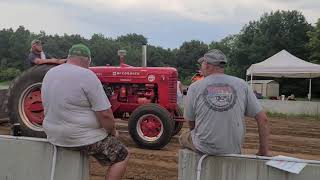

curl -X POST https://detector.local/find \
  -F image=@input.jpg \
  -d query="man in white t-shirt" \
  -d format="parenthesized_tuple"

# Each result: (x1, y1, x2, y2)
(42, 44, 129, 180)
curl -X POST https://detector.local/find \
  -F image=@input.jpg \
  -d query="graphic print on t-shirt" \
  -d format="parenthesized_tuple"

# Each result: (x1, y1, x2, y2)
(202, 83, 237, 112)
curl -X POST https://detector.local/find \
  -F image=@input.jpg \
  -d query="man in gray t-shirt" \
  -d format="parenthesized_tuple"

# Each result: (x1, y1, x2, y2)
(180, 49, 270, 156)
(42, 44, 129, 180)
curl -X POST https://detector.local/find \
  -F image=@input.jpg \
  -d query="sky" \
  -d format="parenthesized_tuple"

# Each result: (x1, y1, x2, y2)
(0, 0, 319, 48)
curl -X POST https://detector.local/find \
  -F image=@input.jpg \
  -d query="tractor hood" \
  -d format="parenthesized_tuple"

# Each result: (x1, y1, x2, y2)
(90, 65, 177, 76)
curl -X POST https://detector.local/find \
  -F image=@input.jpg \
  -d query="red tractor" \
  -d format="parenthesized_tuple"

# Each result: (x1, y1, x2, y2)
(7, 51, 184, 149)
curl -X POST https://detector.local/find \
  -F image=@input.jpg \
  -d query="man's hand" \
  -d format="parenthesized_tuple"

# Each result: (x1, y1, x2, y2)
(57, 59, 67, 64)
(256, 149, 272, 156)
(111, 129, 119, 138)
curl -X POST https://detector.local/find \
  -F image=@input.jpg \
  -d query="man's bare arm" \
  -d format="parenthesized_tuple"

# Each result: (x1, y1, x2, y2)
(95, 108, 117, 136)
(255, 111, 271, 156)
(33, 58, 66, 65)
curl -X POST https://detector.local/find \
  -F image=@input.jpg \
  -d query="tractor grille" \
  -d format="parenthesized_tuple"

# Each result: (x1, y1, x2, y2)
(168, 73, 177, 103)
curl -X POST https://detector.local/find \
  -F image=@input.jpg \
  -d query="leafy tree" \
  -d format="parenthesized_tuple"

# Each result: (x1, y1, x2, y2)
(43, 33, 88, 59)
(90, 34, 119, 66)
(209, 35, 237, 55)
(0, 28, 14, 61)
(307, 18, 320, 64)
(116, 33, 147, 46)
(0, 68, 21, 81)
(175, 40, 208, 82)
(229, 10, 313, 78)
(147, 46, 175, 67)
(8, 26, 31, 69)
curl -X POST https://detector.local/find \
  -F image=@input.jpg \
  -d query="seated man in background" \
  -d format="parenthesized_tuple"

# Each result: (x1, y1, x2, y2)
(180, 49, 270, 156)
(287, 94, 296, 101)
(41, 44, 129, 180)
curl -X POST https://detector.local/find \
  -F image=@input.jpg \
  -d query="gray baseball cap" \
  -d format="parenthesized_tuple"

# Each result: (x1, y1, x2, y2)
(197, 57, 205, 63)
(198, 49, 227, 64)
(31, 39, 42, 46)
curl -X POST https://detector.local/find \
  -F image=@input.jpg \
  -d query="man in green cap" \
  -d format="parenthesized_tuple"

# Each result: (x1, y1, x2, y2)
(41, 44, 129, 180)
(26, 39, 66, 67)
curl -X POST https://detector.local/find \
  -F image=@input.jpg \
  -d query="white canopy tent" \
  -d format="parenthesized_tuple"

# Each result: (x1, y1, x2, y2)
(246, 50, 320, 100)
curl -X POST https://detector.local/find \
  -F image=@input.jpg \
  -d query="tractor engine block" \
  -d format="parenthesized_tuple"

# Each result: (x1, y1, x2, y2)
(104, 83, 156, 104)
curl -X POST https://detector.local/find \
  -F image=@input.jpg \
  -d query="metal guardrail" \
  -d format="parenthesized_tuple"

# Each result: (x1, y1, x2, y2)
(179, 149, 320, 180)
(0, 135, 89, 180)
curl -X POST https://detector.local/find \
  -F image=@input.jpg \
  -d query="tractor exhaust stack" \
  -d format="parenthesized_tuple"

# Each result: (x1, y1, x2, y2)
(142, 44, 147, 67)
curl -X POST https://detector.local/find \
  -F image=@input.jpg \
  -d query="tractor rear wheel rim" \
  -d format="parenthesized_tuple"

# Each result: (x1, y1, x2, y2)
(18, 83, 44, 131)
(137, 114, 163, 142)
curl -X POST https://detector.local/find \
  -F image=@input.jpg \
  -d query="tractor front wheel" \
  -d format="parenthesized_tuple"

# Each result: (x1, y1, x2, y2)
(128, 104, 174, 149)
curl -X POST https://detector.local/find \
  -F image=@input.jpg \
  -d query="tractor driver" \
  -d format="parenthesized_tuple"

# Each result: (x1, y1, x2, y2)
(26, 39, 66, 68)
(41, 44, 129, 180)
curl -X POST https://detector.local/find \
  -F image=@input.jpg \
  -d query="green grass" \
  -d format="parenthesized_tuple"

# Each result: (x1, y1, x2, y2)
(295, 97, 320, 102)
(0, 81, 10, 90)
(266, 111, 320, 121)
(262, 97, 320, 102)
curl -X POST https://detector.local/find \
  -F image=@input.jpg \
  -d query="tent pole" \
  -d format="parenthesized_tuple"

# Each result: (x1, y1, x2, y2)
(308, 78, 312, 101)
(250, 73, 253, 88)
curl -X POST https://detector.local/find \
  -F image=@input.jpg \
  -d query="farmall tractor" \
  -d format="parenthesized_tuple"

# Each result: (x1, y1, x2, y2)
(7, 50, 184, 149)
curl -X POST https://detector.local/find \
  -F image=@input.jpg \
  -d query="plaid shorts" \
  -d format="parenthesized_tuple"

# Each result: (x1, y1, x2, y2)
(70, 134, 128, 166)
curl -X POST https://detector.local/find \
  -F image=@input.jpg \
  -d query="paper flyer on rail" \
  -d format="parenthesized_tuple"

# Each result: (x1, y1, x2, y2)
(266, 155, 307, 174)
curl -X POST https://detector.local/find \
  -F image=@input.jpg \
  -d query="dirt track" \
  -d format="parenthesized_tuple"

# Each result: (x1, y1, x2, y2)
(1, 116, 320, 180)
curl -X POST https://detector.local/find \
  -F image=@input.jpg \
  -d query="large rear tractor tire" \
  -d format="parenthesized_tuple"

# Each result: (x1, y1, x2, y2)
(8, 64, 56, 137)
(128, 103, 174, 149)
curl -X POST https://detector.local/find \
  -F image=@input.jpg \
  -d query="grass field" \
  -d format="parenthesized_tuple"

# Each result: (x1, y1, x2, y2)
(266, 111, 320, 121)
(0, 81, 10, 90)
(295, 97, 320, 102)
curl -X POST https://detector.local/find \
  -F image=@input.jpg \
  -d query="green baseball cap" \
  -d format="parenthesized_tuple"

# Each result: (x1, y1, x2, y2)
(68, 44, 91, 58)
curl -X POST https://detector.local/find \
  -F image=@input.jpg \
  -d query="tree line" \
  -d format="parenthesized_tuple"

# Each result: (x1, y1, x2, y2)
(0, 10, 319, 97)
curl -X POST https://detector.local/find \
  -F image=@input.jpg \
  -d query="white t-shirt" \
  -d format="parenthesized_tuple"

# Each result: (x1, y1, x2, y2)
(42, 63, 111, 147)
